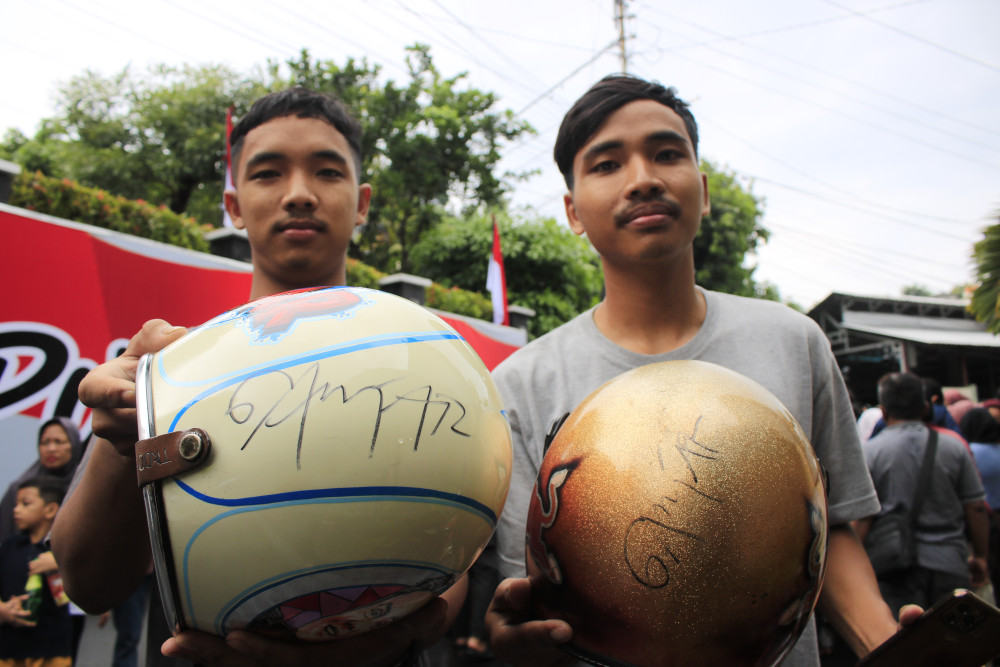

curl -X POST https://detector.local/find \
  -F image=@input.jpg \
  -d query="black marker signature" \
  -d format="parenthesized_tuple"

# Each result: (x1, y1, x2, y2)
(624, 414, 721, 588)
(225, 362, 470, 468)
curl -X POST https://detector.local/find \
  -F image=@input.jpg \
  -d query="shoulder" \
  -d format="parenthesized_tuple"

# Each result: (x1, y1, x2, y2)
(704, 290, 821, 332)
(493, 310, 592, 386)
(701, 290, 830, 359)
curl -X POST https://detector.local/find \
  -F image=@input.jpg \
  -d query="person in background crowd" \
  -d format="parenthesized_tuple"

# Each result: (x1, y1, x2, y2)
(962, 407, 1000, 590)
(0, 477, 72, 667)
(0, 418, 82, 542)
(980, 398, 1000, 423)
(856, 373, 989, 616)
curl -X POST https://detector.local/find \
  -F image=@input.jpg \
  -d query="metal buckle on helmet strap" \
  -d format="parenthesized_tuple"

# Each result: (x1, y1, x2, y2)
(135, 428, 212, 486)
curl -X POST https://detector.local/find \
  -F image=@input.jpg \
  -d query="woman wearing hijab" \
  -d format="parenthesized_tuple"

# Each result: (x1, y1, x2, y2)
(0, 417, 83, 540)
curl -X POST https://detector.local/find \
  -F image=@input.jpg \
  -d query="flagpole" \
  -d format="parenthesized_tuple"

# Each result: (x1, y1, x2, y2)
(486, 215, 509, 326)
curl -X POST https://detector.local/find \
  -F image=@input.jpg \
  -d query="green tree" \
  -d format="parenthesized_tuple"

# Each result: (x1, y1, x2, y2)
(902, 284, 934, 297)
(3, 64, 269, 223)
(5, 47, 532, 274)
(410, 211, 602, 338)
(970, 215, 1000, 334)
(695, 161, 776, 300)
(284, 46, 533, 273)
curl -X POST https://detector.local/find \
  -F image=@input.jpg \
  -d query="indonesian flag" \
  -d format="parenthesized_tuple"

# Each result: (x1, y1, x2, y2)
(486, 218, 509, 326)
(221, 106, 236, 228)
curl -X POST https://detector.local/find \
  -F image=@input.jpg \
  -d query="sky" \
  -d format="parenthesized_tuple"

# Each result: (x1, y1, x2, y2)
(3, 0, 999, 310)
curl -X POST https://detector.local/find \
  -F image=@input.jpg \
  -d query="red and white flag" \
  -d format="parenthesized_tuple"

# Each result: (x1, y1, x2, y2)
(486, 218, 509, 326)
(221, 106, 236, 228)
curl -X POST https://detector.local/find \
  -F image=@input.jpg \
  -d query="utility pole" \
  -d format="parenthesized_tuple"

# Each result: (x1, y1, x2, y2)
(614, 0, 631, 73)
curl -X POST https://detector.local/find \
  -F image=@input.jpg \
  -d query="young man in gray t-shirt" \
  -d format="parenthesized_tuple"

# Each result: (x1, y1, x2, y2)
(485, 74, 916, 667)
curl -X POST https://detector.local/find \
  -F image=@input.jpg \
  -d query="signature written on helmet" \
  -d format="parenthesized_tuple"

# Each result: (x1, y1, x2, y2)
(623, 415, 719, 588)
(224, 361, 472, 469)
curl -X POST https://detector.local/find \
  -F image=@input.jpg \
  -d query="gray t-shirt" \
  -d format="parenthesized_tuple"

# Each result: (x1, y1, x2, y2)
(492, 288, 880, 667)
(863, 422, 985, 575)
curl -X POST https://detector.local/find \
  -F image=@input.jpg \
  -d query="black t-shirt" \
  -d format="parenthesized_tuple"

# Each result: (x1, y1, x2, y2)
(0, 534, 72, 658)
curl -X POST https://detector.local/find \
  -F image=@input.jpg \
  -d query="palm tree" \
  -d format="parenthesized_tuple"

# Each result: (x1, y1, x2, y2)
(971, 212, 1000, 334)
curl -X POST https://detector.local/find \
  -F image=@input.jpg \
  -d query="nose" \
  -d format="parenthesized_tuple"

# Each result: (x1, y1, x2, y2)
(625, 156, 664, 200)
(282, 170, 318, 211)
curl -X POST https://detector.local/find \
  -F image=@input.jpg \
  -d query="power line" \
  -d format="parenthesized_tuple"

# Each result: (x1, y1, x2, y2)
(743, 173, 976, 242)
(634, 0, 999, 138)
(701, 113, 988, 227)
(636, 47, 1000, 172)
(821, 0, 1000, 74)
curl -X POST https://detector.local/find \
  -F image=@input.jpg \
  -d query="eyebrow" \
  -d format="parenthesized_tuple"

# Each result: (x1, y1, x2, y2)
(244, 149, 351, 173)
(581, 130, 691, 163)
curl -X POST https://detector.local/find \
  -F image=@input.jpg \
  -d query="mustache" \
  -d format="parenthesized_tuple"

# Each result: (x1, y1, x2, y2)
(614, 198, 681, 227)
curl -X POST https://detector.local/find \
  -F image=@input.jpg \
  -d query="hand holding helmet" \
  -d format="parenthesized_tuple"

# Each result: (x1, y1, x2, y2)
(78, 319, 188, 457)
(136, 287, 512, 642)
(521, 360, 828, 667)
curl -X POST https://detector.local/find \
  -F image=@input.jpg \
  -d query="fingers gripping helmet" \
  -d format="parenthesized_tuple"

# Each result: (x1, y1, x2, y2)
(525, 360, 827, 667)
(135, 287, 511, 640)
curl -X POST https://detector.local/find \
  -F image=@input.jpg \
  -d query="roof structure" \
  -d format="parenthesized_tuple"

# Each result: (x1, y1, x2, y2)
(808, 292, 1000, 403)
(810, 292, 998, 349)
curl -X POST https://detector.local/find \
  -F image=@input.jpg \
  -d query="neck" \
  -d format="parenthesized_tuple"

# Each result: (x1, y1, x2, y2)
(249, 269, 347, 301)
(28, 522, 52, 544)
(885, 417, 923, 427)
(595, 254, 705, 355)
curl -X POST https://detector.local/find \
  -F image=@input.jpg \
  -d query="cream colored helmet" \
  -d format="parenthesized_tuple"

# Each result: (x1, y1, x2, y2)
(136, 286, 511, 640)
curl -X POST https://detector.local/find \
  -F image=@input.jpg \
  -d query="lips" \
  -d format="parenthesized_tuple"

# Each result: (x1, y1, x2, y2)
(615, 200, 681, 229)
(276, 218, 325, 233)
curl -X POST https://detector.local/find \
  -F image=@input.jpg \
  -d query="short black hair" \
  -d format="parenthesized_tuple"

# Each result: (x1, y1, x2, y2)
(960, 407, 1000, 444)
(230, 87, 363, 182)
(921, 376, 944, 404)
(554, 74, 699, 190)
(18, 476, 67, 507)
(877, 372, 926, 421)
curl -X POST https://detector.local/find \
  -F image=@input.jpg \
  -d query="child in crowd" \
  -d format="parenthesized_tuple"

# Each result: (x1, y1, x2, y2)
(0, 477, 72, 667)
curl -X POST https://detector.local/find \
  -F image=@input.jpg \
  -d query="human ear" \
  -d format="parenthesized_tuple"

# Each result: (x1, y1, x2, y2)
(356, 183, 373, 226)
(564, 193, 586, 236)
(224, 191, 246, 230)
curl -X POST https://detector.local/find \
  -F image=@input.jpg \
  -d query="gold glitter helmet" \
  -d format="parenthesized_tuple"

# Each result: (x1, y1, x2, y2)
(135, 286, 511, 640)
(525, 360, 827, 667)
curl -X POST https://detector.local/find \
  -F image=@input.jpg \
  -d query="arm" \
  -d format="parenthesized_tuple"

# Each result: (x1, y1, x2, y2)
(851, 516, 872, 544)
(27, 551, 58, 576)
(964, 500, 990, 587)
(816, 524, 898, 657)
(50, 319, 187, 612)
(50, 437, 151, 611)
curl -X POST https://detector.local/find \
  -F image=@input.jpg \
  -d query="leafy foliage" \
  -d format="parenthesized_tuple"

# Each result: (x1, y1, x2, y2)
(3, 65, 269, 224)
(10, 170, 208, 251)
(3, 48, 532, 277)
(695, 161, 775, 300)
(902, 284, 934, 297)
(285, 46, 533, 273)
(410, 211, 602, 338)
(970, 217, 1000, 334)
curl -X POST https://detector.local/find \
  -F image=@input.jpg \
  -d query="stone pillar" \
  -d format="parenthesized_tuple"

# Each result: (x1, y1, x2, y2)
(508, 305, 536, 332)
(204, 227, 252, 263)
(0, 159, 22, 205)
(379, 273, 432, 305)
